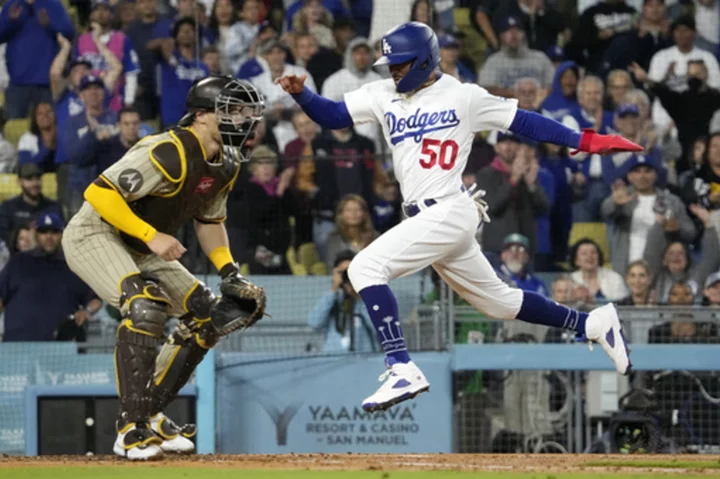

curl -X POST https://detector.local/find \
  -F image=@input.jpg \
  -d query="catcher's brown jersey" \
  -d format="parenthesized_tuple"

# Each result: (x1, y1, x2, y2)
(63, 128, 237, 311)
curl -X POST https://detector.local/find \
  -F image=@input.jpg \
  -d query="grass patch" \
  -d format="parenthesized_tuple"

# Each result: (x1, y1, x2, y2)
(585, 459, 720, 470)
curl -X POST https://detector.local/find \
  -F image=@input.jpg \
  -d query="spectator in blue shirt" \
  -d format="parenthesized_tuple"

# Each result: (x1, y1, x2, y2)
(495, 233, 549, 297)
(62, 74, 117, 217)
(438, 34, 476, 84)
(0, 163, 63, 243)
(0, 0, 75, 118)
(18, 102, 56, 172)
(126, 0, 173, 120)
(75, 106, 140, 174)
(308, 250, 379, 354)
(0, 213, 101, 342)
(159, 17, 209, 128)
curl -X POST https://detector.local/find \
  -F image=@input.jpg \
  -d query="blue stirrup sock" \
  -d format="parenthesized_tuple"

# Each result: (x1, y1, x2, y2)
(516, 291, 588, 335)
(358, 284, 411, 364)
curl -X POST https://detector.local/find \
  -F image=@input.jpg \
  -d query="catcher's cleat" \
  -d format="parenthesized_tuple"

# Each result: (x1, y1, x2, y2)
(113, 422, 163, 460)
(583, 303, 632, 375)
(362, 358, 430, 412)
(150, 413, 195, 454)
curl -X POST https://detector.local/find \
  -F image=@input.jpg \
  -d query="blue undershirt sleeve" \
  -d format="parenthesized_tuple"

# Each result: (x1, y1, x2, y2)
(509, 109, 582, 149)
(291, 87, 354, 130)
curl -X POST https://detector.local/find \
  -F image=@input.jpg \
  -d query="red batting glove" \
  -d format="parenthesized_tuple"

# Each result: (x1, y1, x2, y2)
(571, 128, 644, 156)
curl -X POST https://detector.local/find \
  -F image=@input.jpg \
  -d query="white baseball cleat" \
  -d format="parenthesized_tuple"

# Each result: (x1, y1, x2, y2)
(585, 303, 632, 375)
(362, 359, 430, 412)
(150, 413, 195, 454)
(113, 423, 164, 460)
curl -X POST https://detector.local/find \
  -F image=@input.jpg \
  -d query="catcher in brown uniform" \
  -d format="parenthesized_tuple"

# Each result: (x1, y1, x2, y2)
(62, 76, 267, 460)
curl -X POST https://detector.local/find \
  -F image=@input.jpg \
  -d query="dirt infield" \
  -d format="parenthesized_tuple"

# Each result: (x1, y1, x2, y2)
(1, 454, 720, 474)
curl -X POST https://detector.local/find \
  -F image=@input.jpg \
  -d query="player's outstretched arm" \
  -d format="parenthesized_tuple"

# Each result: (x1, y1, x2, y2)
(508, 109, 643, 155)
(276, 74, 354, 130)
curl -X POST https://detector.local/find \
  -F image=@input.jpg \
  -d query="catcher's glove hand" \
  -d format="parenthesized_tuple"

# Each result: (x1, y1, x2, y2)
(210, 263, 267, 335)
(472, 188, 491, 224)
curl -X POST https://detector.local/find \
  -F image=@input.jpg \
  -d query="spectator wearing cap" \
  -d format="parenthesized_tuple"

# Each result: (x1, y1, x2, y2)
(125, 0, 173, 120)
(540, 60, 579, 121)
(0, 163, 62, 243)
(567, 0, 636, 74)
(545, 45, 566, 68)
(243, 146, 294, 274)
(470, 0, 568, 53)
(603, 154, 695, 276)
(74, 106, 140, 175)
(478, 16, 554, 99)
(306, 17, 355, 92)
(18, 102, 55, 173)
(308, 249, 378, 354)
(322, 37, 383, 150)
(0, 0, 75, 118)
(50, 32, 120, 205)
(476, 132, 549, 258)
(62, 74, 118, 217)
(496, 233, 549, 296)
(158, 17, 209, 128)
(644, 15, 720, 138)
(632, 59, 720, 171)
(251, 38, 316, 151)
(0, 213, 101, 342)
(223, 0, 262, 75)
(561, 75, 615, 222)
(438, 34, 476, 84)
(611, 103, 665, 174)
(74, 0, 140, 113)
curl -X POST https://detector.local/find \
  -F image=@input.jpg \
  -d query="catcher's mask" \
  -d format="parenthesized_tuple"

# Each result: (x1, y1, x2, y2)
(178, 76, 265, 160)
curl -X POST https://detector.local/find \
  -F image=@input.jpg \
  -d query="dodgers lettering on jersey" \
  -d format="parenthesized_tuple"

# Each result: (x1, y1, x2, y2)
(344, 74, 518, 203)
(385, 108, 460, 145)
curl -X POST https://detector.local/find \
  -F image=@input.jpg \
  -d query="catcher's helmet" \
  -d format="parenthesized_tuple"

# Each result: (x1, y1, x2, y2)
(374, 22, 440, 93)
(178, 76, 265, 153)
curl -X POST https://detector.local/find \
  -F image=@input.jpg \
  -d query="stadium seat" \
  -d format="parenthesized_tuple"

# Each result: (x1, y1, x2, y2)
(568, 222, 610, 266)
(0, 173, 57, 201)
(298, 242, 326, 275)
(5, 118, 29, 147)
(286, 246, 308, 276)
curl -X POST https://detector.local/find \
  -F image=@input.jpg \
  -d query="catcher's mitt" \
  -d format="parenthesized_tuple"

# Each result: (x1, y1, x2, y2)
(210, 263, 267, 335)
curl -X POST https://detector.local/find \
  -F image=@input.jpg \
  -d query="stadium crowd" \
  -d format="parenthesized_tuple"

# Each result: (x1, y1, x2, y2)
(0, 0, 719, 344)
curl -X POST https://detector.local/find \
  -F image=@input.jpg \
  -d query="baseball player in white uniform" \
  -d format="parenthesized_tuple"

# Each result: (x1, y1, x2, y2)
(277, 22, 643, 412)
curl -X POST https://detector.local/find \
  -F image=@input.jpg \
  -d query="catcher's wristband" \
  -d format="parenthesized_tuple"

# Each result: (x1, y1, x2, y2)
(219, 262, 241, 280)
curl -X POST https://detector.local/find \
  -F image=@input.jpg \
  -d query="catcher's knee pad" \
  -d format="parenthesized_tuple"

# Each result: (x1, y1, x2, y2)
(183, 281, 217, 321)
(150, 316, 218, 415)
(116, 321, 165, 423)
(120, 272, 171, 336)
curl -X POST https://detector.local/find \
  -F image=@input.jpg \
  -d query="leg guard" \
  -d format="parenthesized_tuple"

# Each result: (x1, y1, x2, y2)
(115, 273, 171, 424)
(150, 282, 219, 417)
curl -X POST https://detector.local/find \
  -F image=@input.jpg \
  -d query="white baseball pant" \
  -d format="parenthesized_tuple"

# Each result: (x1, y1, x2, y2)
(347, 192, 524, 320)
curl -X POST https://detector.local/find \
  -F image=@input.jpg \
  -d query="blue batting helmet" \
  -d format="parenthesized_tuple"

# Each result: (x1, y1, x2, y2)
(374, 22, 440, 93)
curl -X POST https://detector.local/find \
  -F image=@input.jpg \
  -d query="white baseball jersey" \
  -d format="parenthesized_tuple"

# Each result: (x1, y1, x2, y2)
(344, 74, 518, 203)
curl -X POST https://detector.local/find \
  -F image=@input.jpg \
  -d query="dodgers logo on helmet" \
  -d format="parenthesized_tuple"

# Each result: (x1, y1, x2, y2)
(375, 22, 440, 93)
(385, 108, 459, 145)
